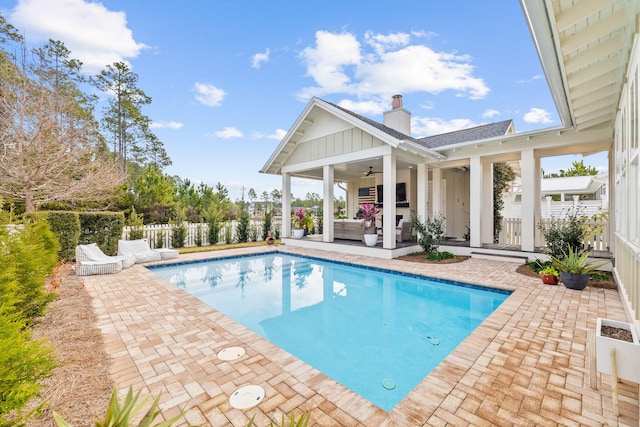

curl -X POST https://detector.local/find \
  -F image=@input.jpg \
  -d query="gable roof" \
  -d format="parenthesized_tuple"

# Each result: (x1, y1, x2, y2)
(417, 120, 514, 149)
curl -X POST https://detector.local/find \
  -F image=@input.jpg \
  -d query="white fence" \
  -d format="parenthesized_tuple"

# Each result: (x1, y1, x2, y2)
(499, 217, 609, 251)
(122, 220, 282, 248)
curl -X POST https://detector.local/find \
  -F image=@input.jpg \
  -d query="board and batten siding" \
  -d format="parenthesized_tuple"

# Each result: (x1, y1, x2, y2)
(288, 128, 385, 164)
(613, 34, 640, 327)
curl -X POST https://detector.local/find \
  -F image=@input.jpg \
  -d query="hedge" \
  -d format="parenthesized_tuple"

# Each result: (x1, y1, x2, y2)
(78, 212, 125, 256)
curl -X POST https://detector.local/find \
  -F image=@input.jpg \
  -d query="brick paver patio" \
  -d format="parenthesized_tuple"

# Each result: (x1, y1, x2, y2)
(84, 245, 638, 426)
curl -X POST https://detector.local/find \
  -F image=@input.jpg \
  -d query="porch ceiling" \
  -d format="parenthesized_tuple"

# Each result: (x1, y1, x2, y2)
(527, 0, 640, 131)
(289, 157, 416, 182)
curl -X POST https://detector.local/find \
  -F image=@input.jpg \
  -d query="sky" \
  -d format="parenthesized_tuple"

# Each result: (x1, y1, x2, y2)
(2, 0, 608, 202)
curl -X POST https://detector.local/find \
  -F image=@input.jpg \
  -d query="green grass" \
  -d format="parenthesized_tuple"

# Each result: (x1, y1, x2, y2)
(177, 240, 281, 254)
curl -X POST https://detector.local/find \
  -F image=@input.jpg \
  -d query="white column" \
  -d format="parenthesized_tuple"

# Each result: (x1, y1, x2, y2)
(533, 156, 542, 247)
(282, 173, 292, 238)
(470, 156, 482, 247)
(481, 162, 493, 244)
(382, 154, 397, 249)
(323, 165, 334, 242)
(521, 149, 536, 252)
(417, 163, 429, 221)
(432, 167, 442, 216)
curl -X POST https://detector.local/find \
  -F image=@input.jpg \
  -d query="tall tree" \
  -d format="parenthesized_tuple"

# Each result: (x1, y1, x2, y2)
(0, 35, 122, 212)
(93, 61, 170, 174)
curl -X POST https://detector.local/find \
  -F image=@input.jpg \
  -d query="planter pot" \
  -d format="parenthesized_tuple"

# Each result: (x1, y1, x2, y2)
(596, 318, 640, 382)
(540, 274, 558, 285)
(363, 233, 378, 247)
(292, 228, 304, 239)
(559, 272, 589, 290)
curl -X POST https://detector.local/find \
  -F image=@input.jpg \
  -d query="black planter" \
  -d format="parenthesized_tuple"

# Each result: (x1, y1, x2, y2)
(559, 272, 590, 290)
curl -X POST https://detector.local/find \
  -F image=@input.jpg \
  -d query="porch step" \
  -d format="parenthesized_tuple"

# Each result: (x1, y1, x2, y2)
(471, 251, 529, 264)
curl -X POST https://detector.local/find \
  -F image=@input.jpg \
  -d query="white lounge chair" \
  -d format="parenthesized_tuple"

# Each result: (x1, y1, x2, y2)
(117, 239, 178, 263)
(75, 244, 134, 276)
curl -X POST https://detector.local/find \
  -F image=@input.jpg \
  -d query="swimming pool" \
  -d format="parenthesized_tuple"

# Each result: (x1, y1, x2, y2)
(150, 252, 510, 411)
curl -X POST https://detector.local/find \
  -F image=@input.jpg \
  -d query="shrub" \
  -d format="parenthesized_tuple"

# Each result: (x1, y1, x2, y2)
(0, 306, 56, 427)
(262, 208, 273, 241)
(223, 222, 233, 244)
(78, 212, 125, 255)
(154, 229, 165, 249)
(194, 224, 203, 247)
(236, 208, 250, 243)
(0, 217, 58, 321)
(54, 386, 186, 427)
(127, 208, 145, 241)
(43, 211, 80, 261)
(249, 224, 260, 242)
(170, 220, 187, 248)
(426, 251, 455, 261)
(410, 213, 446, 254)
(539, 206, 586, 259)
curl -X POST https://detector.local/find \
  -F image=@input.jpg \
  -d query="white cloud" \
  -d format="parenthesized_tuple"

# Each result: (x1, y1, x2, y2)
(297, 30, 489, 101)
(9, 0, 147, 73)
(338, 99, 386, 115)
(523, 107, 553, 124)
(212, 127, 243, 138)
(482, 109, 500, 118)
(150, 121, 183, 129)
(517, 74, 544, 83)
(412, 116, 481, 137)
(251, 48, 271, 69)
(252, 129, 287, 140)
(195, 82, 226, 107)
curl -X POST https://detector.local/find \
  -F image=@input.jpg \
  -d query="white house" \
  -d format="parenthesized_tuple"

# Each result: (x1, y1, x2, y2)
(261, 0, 640, 328)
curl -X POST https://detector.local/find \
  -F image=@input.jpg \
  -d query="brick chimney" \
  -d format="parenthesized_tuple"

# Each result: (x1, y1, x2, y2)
(383, 94, 411, 135)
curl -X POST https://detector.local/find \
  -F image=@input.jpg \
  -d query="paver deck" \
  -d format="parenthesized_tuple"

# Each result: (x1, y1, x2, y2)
(83, 245, 639, 426)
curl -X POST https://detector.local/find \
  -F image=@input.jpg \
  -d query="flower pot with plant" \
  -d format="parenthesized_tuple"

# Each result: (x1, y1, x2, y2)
(538, 266, 559, 285)
(292, 208, 313, 238)
(359, 203, 378, 246)
(551, 247, 606, 290)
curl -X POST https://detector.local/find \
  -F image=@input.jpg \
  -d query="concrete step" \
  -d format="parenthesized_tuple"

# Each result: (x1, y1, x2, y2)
(471, 251, 529, 264)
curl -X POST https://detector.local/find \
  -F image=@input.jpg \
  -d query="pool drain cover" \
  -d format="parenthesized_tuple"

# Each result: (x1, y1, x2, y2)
(217, 346, 245, 361)
(229, 385, 265, 409)
(382, 378, 396, 390)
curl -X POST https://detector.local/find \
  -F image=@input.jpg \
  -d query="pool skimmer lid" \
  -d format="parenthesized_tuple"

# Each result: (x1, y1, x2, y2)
(229, 385, 265, 409)
(217, 346, 245, 361)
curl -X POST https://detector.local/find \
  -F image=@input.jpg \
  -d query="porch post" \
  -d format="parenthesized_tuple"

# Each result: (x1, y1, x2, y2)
(282, 173, 292, 238)
(432, 167, 442, 216)
(382, 153, 397, 249)
(323, 165, 334, 242)
(470, 155, 482, 247)
(417, 163, 429, 221)
(521, 149, 536, 252)
(481, 161, 493, 244)
(534, 156, 542, 248)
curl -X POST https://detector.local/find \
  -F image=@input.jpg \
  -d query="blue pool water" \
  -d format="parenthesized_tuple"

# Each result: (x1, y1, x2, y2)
(149, 253, 510, 411)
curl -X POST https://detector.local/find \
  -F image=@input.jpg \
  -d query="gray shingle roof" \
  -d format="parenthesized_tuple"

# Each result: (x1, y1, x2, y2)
(324, 99, 513, 149)
(417, 120, 513, 148)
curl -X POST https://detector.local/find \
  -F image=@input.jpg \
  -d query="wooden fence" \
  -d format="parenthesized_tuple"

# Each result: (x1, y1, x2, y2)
(498, 217, 609, 251)
(122, 220, 282, 248)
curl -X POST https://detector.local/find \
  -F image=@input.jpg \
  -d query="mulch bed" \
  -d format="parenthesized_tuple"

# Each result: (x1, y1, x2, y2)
(396, 252, 469, 264)
(27, 263, 112, 427)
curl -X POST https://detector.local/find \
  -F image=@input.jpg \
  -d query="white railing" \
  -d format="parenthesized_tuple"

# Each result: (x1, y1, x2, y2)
(122, 220, 282, 248)
(498, 217, 609, 251)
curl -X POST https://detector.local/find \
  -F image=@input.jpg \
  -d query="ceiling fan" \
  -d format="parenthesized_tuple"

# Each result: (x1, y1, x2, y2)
(363, 166, 382, 177)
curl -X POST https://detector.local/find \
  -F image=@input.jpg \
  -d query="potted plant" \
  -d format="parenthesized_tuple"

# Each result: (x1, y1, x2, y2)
(538, 266, 559, 285)
(292, 208, 306, 238)
(551, 247, 606, 290)
(360, 203, 378, 246)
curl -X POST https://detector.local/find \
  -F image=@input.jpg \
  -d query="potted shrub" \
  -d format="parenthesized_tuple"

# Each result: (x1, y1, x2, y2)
(292, 208, 306, 238)
(360, 203, 378, 246)
(538, 266, 559, 285)
(551, 247, 606, 290)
